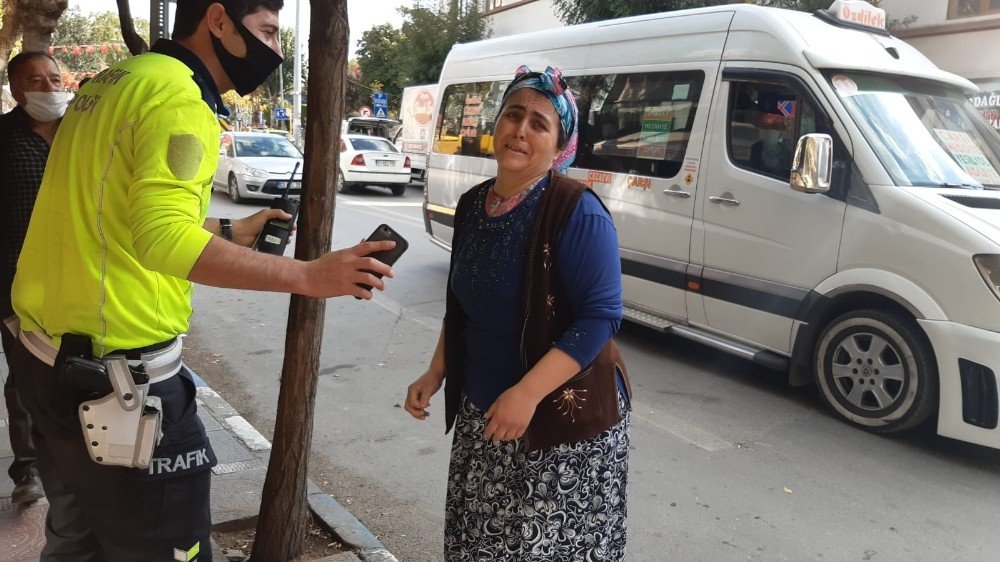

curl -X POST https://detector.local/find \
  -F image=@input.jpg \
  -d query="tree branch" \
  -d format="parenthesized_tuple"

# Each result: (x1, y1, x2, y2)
(15, 0, 68, 52)
(0, 0, 24, 79)
(116, 0, 148, 55)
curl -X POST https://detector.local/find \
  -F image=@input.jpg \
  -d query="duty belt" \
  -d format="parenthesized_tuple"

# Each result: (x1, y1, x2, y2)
(3, 315, 183, 383)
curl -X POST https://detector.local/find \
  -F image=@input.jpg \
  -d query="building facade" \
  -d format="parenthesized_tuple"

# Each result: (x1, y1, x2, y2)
(880, 0, 1000, 130)
(480, 0, 563, 38)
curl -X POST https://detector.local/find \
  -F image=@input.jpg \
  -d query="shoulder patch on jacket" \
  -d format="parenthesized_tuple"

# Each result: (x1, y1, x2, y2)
(167, 134, 204, 181)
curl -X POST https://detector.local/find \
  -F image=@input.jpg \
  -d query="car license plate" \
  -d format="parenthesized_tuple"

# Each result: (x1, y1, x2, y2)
(375, 160, 394, 167)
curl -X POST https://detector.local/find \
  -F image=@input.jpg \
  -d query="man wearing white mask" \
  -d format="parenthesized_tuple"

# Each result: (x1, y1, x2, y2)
(0, 51, 68, 507)
(7, 0, 396, 559)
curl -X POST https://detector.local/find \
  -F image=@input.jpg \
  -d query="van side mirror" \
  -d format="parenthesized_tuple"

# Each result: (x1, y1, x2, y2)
(790, 133, 832, 194)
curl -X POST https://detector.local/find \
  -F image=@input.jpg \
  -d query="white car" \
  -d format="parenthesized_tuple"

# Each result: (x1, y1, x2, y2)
(338, 134, 411, 196)
(214, 132, 303, 203)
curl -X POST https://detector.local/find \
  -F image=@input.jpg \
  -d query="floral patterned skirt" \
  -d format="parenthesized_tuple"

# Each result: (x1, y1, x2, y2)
(444, 392, 631, 561)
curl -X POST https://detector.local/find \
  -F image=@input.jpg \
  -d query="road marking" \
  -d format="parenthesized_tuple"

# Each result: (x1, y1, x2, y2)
(370, 293, 442, 331)
(341, 201, 423, 207)
(347, 204, 425, 229)
(631, 403, 733, 451)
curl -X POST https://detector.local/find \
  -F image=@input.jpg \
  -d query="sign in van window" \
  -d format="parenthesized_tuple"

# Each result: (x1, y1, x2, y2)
(638, 109, 673, 160)
(934, 129, 1000, 185)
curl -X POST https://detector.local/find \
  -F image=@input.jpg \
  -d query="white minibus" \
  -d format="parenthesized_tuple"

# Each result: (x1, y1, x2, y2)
(421, 1, 1000, 449)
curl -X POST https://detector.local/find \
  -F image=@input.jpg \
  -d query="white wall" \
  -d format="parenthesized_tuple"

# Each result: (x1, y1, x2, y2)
(903, 29, 1000, 85)
(879, 0, 948, 26)
(485, 0, 564, 38)
(879, 0, 1000, 90)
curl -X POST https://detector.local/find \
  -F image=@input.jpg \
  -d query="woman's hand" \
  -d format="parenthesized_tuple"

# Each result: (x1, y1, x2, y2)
(405, 368, 445, 420)
(484, 384, 541, 442)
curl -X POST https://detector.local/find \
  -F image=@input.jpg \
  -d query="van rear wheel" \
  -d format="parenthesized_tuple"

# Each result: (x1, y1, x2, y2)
(814, 309, 937, 433)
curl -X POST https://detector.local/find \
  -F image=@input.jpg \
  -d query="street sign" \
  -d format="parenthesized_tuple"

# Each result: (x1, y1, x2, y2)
(274, 107, 289, 121)
(372, 92, 388, 119)
(359, 105, 372, 117)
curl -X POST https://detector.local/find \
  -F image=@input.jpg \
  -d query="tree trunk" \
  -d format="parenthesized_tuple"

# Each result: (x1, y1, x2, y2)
(116, 0, 148, 55)
(250, 2, 348, 560)
(0, 1, 23, 80)
(16, 0, 67, 52)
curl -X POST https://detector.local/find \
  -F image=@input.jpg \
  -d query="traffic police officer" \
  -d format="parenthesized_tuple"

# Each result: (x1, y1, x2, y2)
(7, 1, 396, 560)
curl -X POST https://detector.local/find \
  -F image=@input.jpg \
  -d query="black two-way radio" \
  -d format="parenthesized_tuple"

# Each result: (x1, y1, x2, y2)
(253, 162, 301, 255)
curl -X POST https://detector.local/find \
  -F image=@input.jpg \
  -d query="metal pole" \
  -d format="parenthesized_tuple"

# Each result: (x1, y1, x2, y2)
(163, 0, 171, 39)
(278, 68, 285, 131)
(292, 0, 302, 145)
(149, 0, 161, 43)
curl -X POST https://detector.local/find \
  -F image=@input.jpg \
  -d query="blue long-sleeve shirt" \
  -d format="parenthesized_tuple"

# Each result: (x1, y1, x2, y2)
(451, 176, 623, 411)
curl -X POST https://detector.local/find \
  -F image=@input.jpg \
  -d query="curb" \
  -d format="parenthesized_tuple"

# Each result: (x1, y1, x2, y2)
(192, 376, 398, 562)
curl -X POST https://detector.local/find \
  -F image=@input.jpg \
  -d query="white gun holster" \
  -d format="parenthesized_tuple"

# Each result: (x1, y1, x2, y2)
(79, 356, 163, 469)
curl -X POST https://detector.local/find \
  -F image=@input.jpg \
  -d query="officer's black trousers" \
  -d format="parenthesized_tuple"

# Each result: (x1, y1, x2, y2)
(9, 335, 214, 562)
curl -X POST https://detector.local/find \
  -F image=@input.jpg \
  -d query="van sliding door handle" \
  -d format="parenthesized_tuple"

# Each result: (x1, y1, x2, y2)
(662, 189, 692, 198)
(709, 196, 741, 207)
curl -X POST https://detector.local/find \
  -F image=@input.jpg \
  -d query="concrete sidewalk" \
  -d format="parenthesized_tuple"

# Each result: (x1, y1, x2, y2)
(0, 347, 396, 562)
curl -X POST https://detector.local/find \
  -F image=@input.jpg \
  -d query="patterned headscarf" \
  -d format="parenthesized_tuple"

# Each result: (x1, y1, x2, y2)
(498, 65, 579, 173)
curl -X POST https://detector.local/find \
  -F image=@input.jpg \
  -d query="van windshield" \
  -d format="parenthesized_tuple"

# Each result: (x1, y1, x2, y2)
(828, 71, 1000, 189)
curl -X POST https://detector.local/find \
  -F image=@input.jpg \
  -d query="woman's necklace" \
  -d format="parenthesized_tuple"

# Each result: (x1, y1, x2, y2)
(485, 180, 539, 217)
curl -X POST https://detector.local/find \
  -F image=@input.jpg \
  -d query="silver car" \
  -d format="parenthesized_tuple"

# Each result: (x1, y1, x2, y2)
(214, 132, 303, 203)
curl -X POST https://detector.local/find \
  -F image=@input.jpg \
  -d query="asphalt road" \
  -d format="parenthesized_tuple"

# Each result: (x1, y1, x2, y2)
(189, 182, 1000, 561)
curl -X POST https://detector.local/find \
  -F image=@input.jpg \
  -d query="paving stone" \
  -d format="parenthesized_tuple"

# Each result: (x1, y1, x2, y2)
(358, 549, 399, 562)
(210, 466, 265, 530)
(198, 407, 224, 432)
(0, 501, 47, 560)
(207, 429, 256, 465)
(0, 427, 12, 458)
(195, 387, 239, 418)
(308, 492, 382, 553)
(317, 553, 363, 562)
(0, 457, 13, 498)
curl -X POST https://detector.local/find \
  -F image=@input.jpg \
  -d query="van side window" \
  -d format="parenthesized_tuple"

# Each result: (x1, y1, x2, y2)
(434, 81, 510, 157)
(433, 71, 705, 180)
(728, 81, 828, 181)
(568, 71, 705, 179)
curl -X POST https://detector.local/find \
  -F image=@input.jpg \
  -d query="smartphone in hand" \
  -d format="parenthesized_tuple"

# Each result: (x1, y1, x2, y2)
(358, 224, 409, 292)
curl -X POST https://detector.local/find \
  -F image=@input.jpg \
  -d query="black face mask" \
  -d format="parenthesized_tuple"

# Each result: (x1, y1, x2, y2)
(211, 13, 284, 96)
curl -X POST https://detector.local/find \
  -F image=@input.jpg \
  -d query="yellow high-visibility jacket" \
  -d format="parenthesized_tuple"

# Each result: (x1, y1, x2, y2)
(13, 52, 220, 355)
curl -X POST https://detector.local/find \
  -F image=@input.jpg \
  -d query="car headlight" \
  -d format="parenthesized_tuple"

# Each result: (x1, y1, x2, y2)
(974, 254, 1000, 302)
(243, 168, 269, 178)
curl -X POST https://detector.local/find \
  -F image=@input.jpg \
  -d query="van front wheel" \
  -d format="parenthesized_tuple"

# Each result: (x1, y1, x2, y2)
(814, 309, 937, 433)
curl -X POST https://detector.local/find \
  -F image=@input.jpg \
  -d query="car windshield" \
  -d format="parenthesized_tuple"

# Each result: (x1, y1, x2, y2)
(234, 136, 302, 158)
(829, 71, 1000, 189)
(350, 138, 397, 152)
